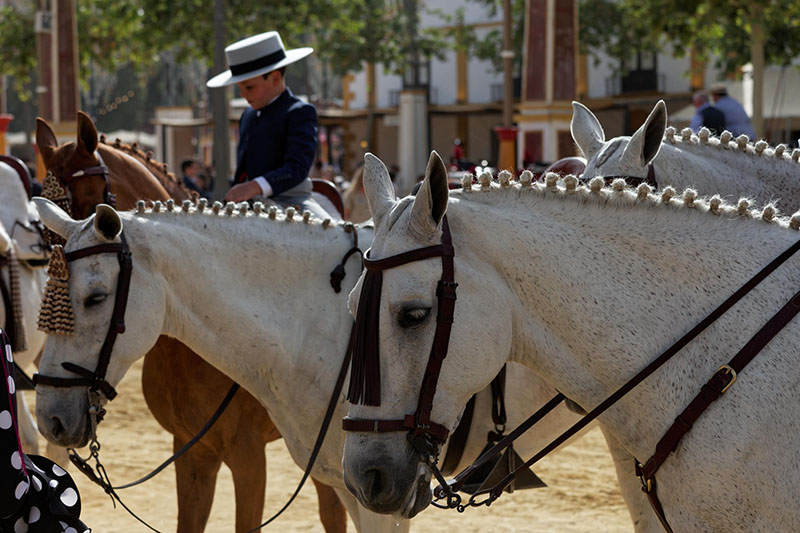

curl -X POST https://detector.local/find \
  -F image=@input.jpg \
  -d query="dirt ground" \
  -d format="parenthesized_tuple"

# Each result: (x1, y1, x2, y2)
(22, 359, 634, 532)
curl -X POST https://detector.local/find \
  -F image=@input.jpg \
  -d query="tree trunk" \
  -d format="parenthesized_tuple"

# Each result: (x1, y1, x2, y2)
(749, 4, 765, 139)
(210, 0, 230, 201)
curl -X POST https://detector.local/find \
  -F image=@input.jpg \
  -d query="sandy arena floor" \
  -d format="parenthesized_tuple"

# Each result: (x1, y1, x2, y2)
(22, 359, 633, 532)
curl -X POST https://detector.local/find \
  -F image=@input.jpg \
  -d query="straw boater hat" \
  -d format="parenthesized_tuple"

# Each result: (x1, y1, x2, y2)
(206, 31, 313, 88)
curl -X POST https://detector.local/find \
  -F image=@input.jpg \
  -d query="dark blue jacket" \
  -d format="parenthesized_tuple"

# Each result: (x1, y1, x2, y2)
(234, 87, 318, 196)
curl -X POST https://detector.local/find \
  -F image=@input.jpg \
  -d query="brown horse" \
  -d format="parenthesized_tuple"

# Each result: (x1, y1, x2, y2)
(35, 113, 346, 533)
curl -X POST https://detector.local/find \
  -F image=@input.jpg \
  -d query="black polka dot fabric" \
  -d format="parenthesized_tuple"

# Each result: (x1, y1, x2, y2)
(0, 328, 90, 532)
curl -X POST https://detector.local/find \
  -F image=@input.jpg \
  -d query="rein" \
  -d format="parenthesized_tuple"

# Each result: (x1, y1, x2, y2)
(246, 224, 364, 531)
(430, 236, 800, 531)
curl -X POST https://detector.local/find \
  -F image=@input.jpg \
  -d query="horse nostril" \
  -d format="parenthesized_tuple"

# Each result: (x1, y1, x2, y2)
(49, 416, 66, 439)
(364, 467, 386, 498)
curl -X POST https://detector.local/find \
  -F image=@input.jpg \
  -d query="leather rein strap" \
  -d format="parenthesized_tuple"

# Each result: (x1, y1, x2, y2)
(342, 216, 457, 453)
(602, 163, 657, 188)
(33, 234, 132, 401)
(433, 236, 800, 530)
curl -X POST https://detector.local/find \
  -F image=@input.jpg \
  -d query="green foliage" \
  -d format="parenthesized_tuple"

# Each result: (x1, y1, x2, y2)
(581, 0, 800, 76)
(0, 5, 36, 100)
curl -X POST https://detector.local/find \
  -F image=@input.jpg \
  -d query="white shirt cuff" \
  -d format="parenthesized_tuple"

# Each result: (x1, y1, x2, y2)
(254, 177, 273, 197)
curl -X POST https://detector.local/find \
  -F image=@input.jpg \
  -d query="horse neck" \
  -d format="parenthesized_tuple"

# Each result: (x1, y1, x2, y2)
(656, 140, 800, 209)
(97, 144, 188, 208)
(447, 186, 800, 450)
(127, 210, 369, 398)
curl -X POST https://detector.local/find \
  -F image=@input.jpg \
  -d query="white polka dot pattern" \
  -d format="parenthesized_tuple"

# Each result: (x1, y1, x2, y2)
(60, 487, 79, 507)
(28, 505, 40, 523)
(11, 450, 22, 470)
(0, 410, 12, 429)
(7, 375, 14, 394)
(52, 464, 67, 477)
(4, 343, 11, 362)
(13, 516, 27, 532)
(14, 479, 28, 499)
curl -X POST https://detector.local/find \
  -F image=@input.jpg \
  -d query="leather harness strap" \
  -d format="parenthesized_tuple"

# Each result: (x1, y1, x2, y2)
(602, 163, 657, 188)
(636, 286, 800, 532)
(57, 152, 117, 208)
(343, 216, 457, 449)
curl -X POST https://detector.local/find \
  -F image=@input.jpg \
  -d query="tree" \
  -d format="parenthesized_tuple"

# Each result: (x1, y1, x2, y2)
(580, 0, 800, 138)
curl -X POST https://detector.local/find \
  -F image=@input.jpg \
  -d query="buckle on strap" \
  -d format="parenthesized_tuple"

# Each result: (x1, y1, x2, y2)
(718, 365, 737, 394)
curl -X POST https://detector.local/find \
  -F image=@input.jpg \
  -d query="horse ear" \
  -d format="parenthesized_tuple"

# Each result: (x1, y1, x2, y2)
(362, 153, 396, 227)
(625, 100, 667, 166)
(0, 222, 10, 254)
(93, 204, 123, 242)
(77, 111, 99, 155)
(36, 117, 58, 164)
(570, 101, 605, 159)
(33, 197, 80, 239)
(409, 151, 449, 236)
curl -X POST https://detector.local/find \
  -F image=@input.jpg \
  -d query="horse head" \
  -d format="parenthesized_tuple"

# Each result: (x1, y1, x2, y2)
(0, 161, 48, 262)
(33, 198, 164, 447)
(573, 100, 667, 183)
(342, 152, 512, 517)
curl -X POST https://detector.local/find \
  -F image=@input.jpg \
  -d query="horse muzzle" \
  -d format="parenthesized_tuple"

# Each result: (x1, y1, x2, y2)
(343, 433, 433, 517)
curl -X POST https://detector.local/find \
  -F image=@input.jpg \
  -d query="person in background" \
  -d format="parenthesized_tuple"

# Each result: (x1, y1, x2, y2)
(343, 164, 371, 223)
(207, 31, 330, 218)
(709, 84, 756, 139)
(690, 91, 726, 135)
(1, 329, 90, 532)
(181, 158, 208, 198)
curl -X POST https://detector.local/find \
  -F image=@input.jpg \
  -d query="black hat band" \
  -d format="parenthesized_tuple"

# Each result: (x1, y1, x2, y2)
(229, 49, 287, 77)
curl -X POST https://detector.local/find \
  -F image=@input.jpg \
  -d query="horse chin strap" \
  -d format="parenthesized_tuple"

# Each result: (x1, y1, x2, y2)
(342, 216, 457, 462)
(33, 232, 132, 404)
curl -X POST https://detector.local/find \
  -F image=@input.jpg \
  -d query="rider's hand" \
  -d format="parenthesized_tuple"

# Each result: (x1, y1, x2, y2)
(224, 181, 263, 203)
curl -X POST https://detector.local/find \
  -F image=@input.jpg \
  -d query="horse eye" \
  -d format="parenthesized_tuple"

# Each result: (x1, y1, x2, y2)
(84, 293, 108, 308)
(398, 307, 431, 329)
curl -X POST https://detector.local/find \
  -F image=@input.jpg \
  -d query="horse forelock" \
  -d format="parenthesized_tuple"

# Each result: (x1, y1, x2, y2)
(594, 138, 624, 167)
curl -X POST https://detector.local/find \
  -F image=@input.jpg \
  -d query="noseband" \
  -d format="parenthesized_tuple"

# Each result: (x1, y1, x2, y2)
(33, 233, 132, 402)
(343, 216, 457, 461)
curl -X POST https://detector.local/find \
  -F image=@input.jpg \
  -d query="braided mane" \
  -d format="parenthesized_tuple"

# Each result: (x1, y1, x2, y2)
(98, 134, 194, 199)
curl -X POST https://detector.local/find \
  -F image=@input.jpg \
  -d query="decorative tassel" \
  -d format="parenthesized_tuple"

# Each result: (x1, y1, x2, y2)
(7, 247, 28, 352)
(37, 245, 75, 335)
(41, 172, 72, 247)
(347, 269, 383, 406)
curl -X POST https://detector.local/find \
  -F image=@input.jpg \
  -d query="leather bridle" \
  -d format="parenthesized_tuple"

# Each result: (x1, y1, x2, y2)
(601, 163, 658, 188)
(342, 216, 458, 466)
(33, 233, 132, 403)
(55, 151, 117, 208)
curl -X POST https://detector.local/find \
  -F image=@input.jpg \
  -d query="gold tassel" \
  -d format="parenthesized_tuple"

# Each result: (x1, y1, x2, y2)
(38, 245, 74, 335)
(40, 172, 72, 247)
(7, 246, 28, 352)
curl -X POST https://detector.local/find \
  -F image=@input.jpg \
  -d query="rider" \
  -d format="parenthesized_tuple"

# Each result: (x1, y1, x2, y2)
(207, 31, 330, 218)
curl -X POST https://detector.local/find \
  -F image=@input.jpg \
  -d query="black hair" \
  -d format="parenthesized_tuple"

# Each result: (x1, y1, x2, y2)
(181, 159, 197, 172)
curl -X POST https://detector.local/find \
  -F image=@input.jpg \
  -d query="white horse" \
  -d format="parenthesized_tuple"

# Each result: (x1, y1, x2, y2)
(343, 151, 800, 531)
(1, 161, 49, 454)
(33, 197, 638, 531)
(572, 100, 800, 209)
